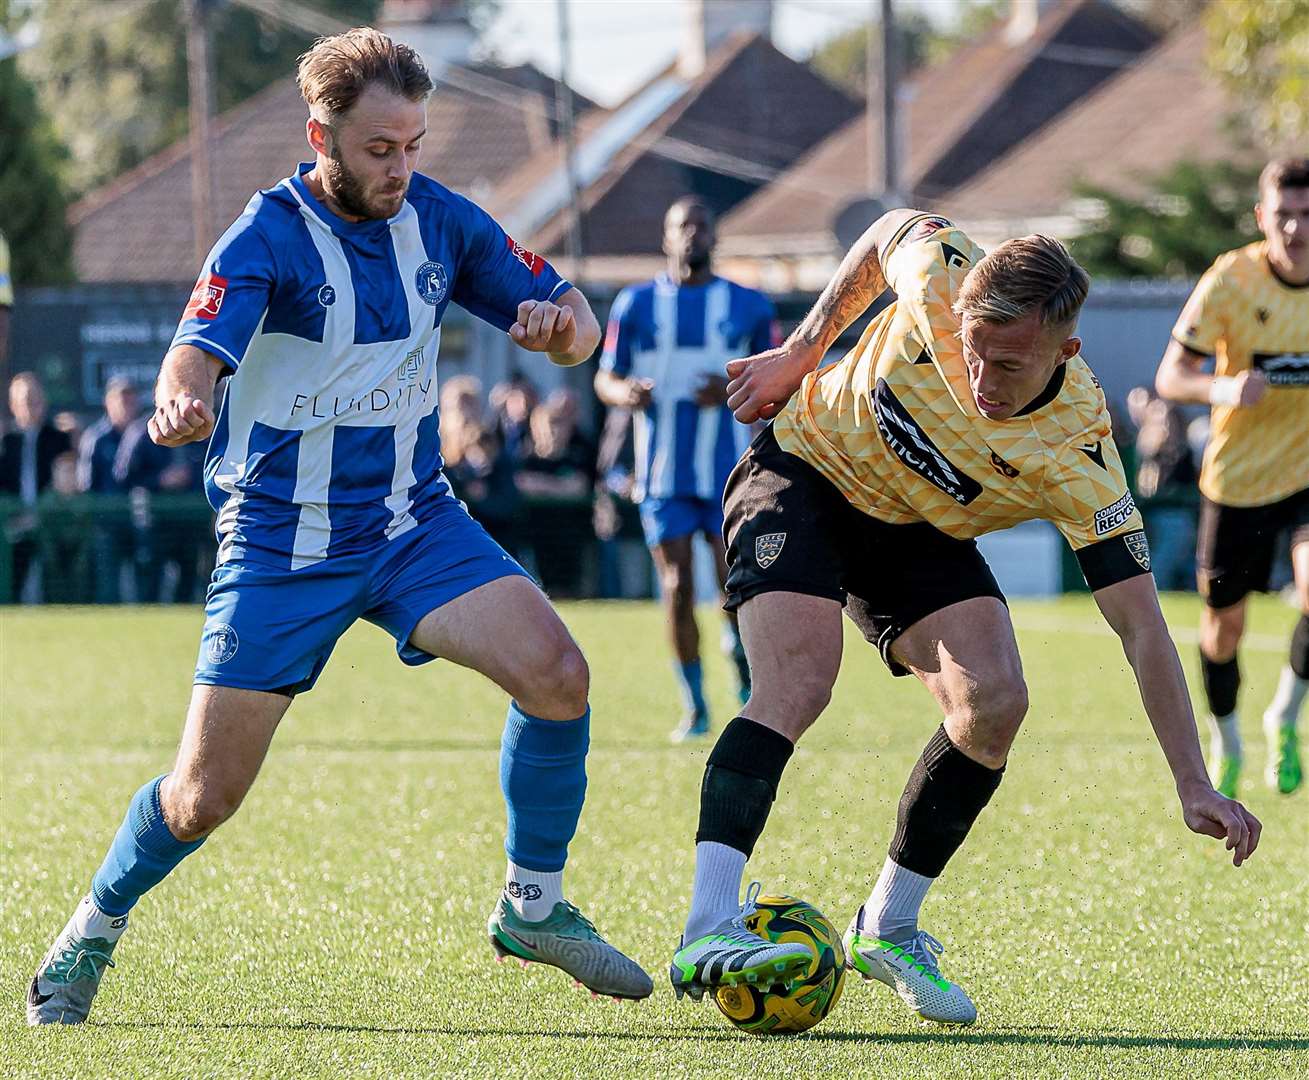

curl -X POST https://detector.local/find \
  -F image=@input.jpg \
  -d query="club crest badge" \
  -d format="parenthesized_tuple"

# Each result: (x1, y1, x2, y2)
(204, 623, 239, 665)
(1125, 530, 1151, 571)
(755, 532, 787, 569)
(415, 261, 448, 306)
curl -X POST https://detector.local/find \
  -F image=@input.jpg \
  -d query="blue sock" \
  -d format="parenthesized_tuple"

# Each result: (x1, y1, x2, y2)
(90, 775, 206, 917)
(499, 703, 589, 873)
(675, 659, 708, 718)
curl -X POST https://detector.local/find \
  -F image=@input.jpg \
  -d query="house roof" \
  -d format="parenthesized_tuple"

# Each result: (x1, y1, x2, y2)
(70, 64, 597, 283)
(937, 24, 1265, 231)
(718, 0, 1156, 251)
(497, 32, 861, 260)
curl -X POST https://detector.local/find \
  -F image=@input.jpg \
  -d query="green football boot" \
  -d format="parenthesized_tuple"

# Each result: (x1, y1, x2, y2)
(1266, 723, 1302, 795)
(1211, 754, 1242, 800)
(488, 894, 653, 1000)
(844, 905, 976, 1025)
(669, 882, 812, 1002)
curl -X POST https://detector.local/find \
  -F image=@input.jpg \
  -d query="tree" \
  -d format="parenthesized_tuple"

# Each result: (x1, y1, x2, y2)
(0, 0, 73, 285)
(21, 0, 382, 198)
(809, 2, 1004, 98)
(1068, 160, 1261, 280)
(1206, 0, 1309, 144)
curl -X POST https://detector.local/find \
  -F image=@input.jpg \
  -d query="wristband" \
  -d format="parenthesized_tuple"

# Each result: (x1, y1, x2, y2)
(1209, 376, 1241, 407)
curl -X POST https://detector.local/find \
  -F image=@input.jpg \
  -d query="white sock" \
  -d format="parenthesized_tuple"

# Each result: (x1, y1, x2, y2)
(683, 841, 747, 941)
(1208, 711, 1242, 759)
(504, 863, 564, 922)
(864, 857, 934, 944)
(1264, 666, 1308, 731)
(72, 895, 129, 943)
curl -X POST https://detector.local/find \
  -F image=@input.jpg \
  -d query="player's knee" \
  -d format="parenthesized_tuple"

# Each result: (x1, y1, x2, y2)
(965, 676, 1028, 758)
(164, 777, 245, 841)
(778, 670, 834, 734)
(661, 566, 694, 611)
(1203, 607, 1244, 659)
(515, 633, 590, 720)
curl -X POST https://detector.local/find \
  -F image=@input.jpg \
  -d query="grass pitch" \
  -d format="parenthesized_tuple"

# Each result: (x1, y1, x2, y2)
(2, 595, 1307, 1078)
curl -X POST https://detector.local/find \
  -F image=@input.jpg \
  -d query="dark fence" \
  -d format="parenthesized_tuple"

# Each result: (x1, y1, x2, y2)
(0, 492, 653, 604)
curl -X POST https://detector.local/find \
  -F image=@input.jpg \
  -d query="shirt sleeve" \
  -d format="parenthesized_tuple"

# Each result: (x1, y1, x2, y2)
(1042, 431, 1152, 591)
(170, 211, 276, 372)
(750, 292, 780, 354)
(1171, 263, 1228, 357)
(451, 199, 570, 332)
(599, 287, 638, 376)
(880, 213, 980, 299)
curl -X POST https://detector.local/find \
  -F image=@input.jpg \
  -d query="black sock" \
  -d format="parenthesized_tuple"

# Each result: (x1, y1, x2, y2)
(695, 717, 794, 857)
(1200, 651, 1241, 716)
(1291, 615, 1309, 680)
(888, 725, 1004, 878)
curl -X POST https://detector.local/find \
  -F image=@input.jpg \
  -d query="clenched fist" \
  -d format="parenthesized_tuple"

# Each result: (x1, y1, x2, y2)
(149, 395, 215, 447)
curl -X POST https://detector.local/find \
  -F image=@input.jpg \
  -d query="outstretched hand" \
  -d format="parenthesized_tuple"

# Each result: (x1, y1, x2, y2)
(725, 345, 818, 423)
(1179, 782, 1262, 866)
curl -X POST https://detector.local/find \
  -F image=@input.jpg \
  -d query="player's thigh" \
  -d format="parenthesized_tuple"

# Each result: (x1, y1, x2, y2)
(408, 574, 587, 718)
(164, 683, 293, 837)
(737, 590, 844, 740)
(892, 597, 1027, 766)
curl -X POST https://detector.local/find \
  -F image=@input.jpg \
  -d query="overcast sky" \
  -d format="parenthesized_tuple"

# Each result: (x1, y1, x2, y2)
(480, 0, 964, 107)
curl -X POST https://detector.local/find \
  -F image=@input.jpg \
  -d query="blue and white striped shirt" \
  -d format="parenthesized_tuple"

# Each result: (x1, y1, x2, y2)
(601, 275, 776, 502)
(171, 164, 569, 568)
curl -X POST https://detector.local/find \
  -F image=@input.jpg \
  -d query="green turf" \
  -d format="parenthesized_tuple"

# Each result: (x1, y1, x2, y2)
(2, 595, 1306, 1078)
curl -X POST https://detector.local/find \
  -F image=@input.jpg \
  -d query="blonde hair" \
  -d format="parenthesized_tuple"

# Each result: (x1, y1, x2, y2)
(954, 234, 1089, 335)
(296, 27, 432, 121)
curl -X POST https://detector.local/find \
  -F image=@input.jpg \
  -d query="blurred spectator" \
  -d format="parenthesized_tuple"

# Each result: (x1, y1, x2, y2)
(50, 451, 80, 497)
(77, 377, 142, 601)
(0, 372, 71, 502)
(114, 418, 209, 603)
(1133, 389, 1199, 591)
(489, 372, 538, 459)
(516, 397, 593, 498)
(516, 397, 594, 595)
(440, 375, 520, 547)
(591, 405, 650, 599)
(0, 373, 72, 601)
(78, 377, 140, 492)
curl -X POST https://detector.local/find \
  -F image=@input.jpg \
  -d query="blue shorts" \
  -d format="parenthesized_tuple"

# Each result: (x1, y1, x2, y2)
(194, 497, 530, 695)
(640, 496, 725, 547)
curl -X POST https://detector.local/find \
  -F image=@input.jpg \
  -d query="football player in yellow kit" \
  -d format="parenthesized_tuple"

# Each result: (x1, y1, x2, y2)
(667, 209, 1261, 1025)
(1157, 158, 1309, 799)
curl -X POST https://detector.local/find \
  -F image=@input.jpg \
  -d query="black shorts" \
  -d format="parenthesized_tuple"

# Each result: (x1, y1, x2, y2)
(722, 426, 1006, 676)
(1196, 487, 1309, 609)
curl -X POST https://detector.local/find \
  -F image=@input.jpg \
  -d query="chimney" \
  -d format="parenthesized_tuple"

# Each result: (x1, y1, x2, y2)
(1005, 0, 1059, 44)
(382, 0, 476, 75)
(680, 0, 773, 78)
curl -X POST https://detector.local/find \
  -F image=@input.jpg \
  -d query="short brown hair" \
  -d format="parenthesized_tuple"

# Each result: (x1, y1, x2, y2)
(1259, 157, 1309, 200)
(954, 234, 1090, 334)
(297, 27, 432, 121)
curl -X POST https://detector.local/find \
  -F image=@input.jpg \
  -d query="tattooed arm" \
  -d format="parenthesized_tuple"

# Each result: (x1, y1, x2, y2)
(725, 208, 923, 422)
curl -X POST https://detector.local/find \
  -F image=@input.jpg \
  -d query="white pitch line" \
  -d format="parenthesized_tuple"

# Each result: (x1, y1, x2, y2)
(1010, 611, 1289, 653)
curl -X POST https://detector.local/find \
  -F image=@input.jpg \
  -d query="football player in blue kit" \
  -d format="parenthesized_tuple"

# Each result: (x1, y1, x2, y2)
(595, 197, 777, 741)
(28, 28, 651, 1025)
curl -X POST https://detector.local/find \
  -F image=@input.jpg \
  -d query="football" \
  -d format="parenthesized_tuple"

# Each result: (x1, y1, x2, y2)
(713, 895, 846, 1034)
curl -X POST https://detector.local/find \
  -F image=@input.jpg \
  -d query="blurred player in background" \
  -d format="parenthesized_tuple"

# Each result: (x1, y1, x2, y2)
(28, 27, 651, 1027)
(1156, 158, 1309, 798)
(594, 197, 776, 741)
(667, 210, 1261, 1025)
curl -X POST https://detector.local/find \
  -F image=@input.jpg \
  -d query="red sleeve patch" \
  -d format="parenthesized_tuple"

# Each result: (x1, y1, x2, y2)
(904, 216, 952, 244)
(184, 273, 228, 321)
(505, 235, 544, 276)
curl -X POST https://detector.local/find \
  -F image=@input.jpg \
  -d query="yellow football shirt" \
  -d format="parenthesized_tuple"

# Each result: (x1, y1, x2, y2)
(1171, 241, 1309, 507)
(774, 213, 1149, 589)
